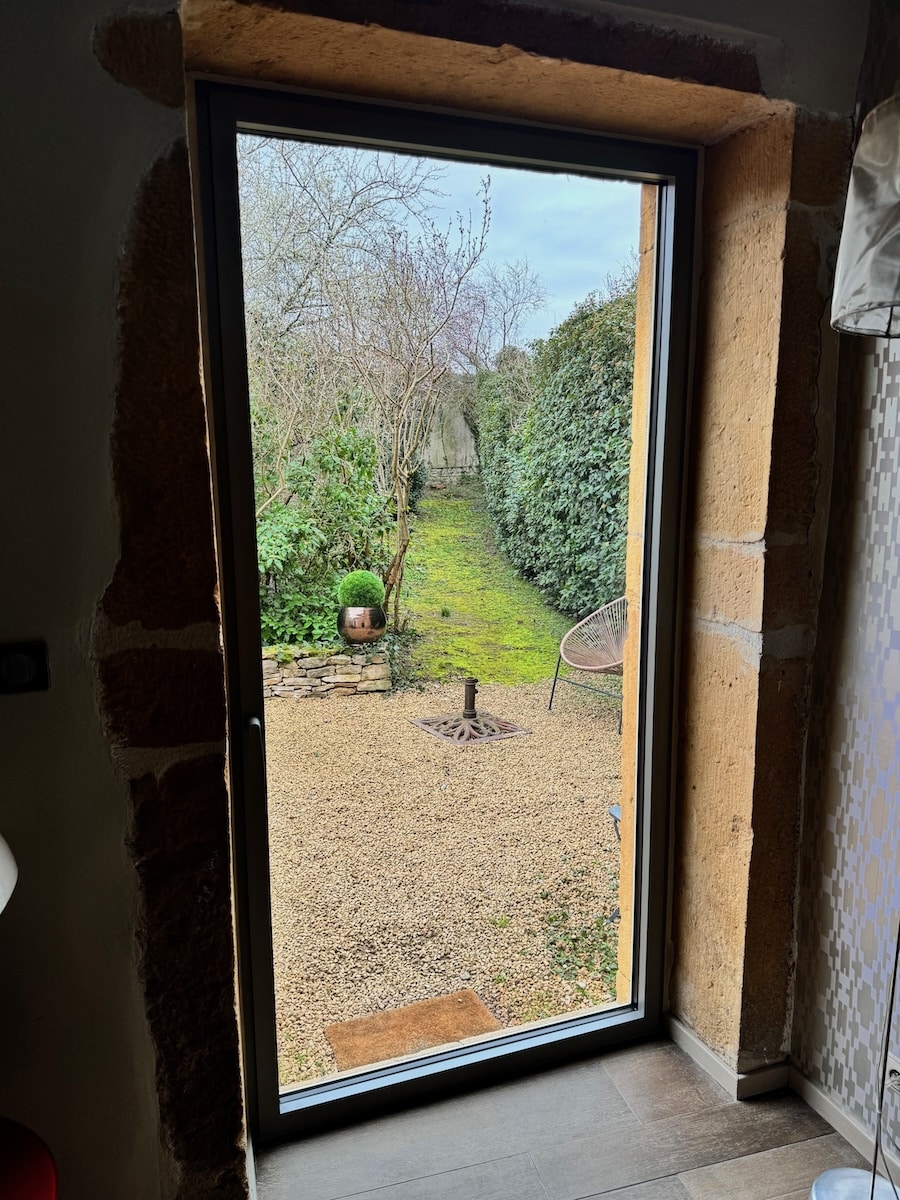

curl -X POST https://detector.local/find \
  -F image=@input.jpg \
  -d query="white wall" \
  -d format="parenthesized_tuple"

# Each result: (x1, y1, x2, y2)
(0, 2, 183, 1195)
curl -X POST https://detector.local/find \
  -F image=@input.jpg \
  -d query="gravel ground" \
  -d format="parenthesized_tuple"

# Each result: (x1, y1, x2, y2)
(265, 680, 623, 1086)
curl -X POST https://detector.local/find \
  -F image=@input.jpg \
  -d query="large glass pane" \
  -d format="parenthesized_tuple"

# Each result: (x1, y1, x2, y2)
(234, 132, 650, 1091)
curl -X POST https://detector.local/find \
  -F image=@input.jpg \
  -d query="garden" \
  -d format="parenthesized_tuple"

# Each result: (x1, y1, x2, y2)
(238, 133, 638, 1086)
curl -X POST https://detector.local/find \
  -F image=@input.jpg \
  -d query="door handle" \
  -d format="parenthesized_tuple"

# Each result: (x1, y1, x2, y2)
(246, 715, 266, 772)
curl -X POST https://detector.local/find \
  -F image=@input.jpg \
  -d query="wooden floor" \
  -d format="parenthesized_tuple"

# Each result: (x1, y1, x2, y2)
(255, 1040, 865, 1200)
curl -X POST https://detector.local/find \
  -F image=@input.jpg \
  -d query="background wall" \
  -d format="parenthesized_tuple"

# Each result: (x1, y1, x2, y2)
(424, 385, 480, 484)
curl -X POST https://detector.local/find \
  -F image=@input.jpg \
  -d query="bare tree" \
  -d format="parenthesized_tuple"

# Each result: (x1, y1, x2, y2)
(238, 135, 447, 514)
(457, 257, 547, 369)
(321, 199, 490, 619)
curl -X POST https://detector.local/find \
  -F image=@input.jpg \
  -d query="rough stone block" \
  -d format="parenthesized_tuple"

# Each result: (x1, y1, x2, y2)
(762, 542, 818, 630)
(690, 538, 765, 632)
(358, 678, 392, 692)
(261, 659, 280, 677)
(93, 10, 186, 109)
(790, 111, 852, 208)
(368, 653, 388, 664)
(322, 673, 362, 684)
(297, 657, 326, 671)
(671, 625, 761, 1061)
(327, 654, 352, 665)
(100, 648, 225, 747)
(703, 112, 794, 233)
(361, 663, 392, 681)
(692, 208, 786, 540)
(101, 143, 220, 631)
(305, 667, 331, 679)
(739, 655, 809, 1068)
(128, 754, 245, 1193)
(769, 205, 838, 536)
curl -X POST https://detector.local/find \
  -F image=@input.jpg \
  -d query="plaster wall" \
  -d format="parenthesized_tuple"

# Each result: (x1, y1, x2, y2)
(0, 2, 184, 1195)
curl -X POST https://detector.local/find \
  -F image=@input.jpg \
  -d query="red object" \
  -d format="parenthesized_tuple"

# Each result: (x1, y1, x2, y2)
(0, 1119, 57, 1198)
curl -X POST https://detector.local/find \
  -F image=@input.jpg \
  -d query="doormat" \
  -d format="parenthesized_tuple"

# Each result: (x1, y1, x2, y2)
(324, 989, 502, 1071)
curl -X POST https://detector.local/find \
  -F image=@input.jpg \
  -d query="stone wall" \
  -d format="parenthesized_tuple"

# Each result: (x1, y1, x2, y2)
(670, 110, 848, 1075)
(262, 648, 392, 697)
(423, 377, 479, 484)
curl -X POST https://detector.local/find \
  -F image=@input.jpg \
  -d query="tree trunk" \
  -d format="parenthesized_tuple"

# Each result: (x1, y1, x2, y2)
(383, 473, 411, 622)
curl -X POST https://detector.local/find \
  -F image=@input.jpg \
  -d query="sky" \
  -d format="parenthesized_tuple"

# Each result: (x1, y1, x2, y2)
(428, 157, 641, 344)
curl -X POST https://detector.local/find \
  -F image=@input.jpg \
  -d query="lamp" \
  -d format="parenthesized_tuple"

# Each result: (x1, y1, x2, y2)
(832, 93, 900, 336)
(0, 833, 16, 916)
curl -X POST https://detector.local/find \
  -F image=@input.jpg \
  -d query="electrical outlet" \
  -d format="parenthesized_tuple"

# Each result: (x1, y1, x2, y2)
(887, 1055, 900, 1093)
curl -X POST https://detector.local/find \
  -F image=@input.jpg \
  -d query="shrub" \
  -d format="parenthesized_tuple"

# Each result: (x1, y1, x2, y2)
(338, 569, 386, 607)
(254, 426, 392, 644)
(474, 280, 635, 617)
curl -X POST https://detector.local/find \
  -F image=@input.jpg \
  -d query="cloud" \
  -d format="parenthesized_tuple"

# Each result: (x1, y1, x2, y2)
(430, 158, 641, 342)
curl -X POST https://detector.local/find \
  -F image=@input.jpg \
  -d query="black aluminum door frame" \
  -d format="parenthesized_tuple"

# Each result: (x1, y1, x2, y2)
(192, 79, 697, 1144)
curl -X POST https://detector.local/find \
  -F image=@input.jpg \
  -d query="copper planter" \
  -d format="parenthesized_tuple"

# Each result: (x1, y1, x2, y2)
(337, 605, 387, 644)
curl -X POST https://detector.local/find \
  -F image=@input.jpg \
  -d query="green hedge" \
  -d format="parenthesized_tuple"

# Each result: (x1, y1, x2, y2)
(475, 286, 635, 617)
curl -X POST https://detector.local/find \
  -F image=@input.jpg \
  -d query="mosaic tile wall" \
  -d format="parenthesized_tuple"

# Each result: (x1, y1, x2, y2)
(793, 338, 900, 1133)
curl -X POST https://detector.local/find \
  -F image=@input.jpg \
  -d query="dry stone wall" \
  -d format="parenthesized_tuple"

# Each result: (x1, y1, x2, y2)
(262, 647, 391, 698)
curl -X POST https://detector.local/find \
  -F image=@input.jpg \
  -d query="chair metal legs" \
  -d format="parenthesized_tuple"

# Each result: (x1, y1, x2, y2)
(548, 654, 563, 710)
(548, 656, 623, 732)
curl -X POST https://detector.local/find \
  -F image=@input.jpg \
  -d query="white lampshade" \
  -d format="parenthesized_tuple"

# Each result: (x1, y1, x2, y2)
(0, 832, 18, 915)
(832, 93, 900, 336)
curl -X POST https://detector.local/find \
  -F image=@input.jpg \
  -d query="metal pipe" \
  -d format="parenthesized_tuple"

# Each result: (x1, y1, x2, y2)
(462, 677, 478, 719)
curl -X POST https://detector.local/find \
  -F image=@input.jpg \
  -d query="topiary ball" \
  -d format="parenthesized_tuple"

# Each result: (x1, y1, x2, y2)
(338, 569, 386, 608)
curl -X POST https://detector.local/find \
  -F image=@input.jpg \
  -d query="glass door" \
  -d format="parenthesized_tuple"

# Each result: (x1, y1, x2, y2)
(194, 81, 697, 1143)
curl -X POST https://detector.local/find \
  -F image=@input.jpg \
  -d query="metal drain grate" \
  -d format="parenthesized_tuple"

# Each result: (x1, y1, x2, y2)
(410, 678, 530, 745)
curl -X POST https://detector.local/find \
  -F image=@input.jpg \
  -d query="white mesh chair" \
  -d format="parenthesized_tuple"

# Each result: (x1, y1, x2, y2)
(548, 596, 627, 727)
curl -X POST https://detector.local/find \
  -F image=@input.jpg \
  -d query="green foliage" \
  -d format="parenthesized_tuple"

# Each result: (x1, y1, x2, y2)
(475, 282, 635, 617)
(402, 481, 570, 683)
(264, 643, 304, 665)
(408, 461, 430, 513)
(538, 866, 618, 992)
(338, 569, 386, 607)
(372, 627, 423, 692)
(256, 427, 391, 644)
